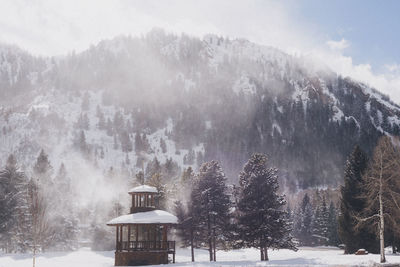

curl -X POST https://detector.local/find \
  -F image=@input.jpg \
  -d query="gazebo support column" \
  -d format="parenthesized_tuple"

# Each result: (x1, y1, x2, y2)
(119, 225, 123, 250)
(116, 226, 119, 251)
(128, 225, 131, 250)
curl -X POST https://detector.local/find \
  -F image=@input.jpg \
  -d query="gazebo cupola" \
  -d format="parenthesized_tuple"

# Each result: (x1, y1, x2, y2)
(107, 185, 178, 266)
(128, 185, 158, 213)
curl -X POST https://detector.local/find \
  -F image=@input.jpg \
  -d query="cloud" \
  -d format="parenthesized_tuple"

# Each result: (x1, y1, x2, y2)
(326, 38, 350, 51)
(308, 48, 400, 102)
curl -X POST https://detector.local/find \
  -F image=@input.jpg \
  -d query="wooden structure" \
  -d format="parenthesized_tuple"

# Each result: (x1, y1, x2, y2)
(107, 185, 178, 266)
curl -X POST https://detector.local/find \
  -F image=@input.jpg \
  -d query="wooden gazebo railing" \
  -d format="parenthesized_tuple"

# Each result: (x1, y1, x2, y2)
(118, 240, 176, 252)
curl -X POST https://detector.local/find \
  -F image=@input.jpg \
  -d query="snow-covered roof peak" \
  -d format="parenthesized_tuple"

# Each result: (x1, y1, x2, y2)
(128, 185, 157, 193)
(107, 210, 178, 225)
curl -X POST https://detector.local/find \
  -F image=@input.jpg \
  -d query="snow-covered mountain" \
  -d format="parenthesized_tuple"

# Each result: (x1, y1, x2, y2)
(1, 28, 399, 192)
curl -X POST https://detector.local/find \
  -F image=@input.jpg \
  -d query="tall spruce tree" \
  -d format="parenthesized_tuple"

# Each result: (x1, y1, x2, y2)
(191, 160, 231, 261)
(237, 153, 297, 261)
(338, 146, 378, 254)
(0, 154, 30, 253)
(295, 193, 314, 246)
(327, 201, 340, 246)
(312, 196, 329, 245)
(33, 149, 53, 187)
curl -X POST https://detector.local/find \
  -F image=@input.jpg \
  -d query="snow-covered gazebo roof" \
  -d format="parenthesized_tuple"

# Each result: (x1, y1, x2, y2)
(128, 185, 157, 194)
(107, 210, 178, 225)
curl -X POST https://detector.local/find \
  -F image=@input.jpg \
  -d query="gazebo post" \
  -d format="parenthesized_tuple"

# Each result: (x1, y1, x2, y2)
(119, 225, 123, 250)
(136, 225, 139, 242)
(128, 225, 131, 250)
(116, 226, 119, 251)
(163, 225, 167, 249)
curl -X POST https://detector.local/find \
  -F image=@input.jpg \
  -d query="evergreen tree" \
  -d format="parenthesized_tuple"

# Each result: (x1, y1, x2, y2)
(81, 91, 90, 111)
(338, 146, 378, 254)
(78, 130, 88, 155)
(119, 130, 133, 152)
(75, 113, 90, 130)
(96, 106, 106, 130)
(327, 201, 340, 246)
(135, 171, 145, 185)
(184, 149, 196, 165)
(160, 138, 167, 153)
(33, 149, 53, 186)
(147, 173, 167, 210)
(175, 167, 196, 261)
(113, 134, 119, 150)
(191, 160, 232, 261)
(0, 155, 29, 252)
(145, 157, 162, 180)
(106, 118, 113, 136)
(312, 196, 329, 245)
(113, 111, 124, 134)
(134, 133, 142, 152)
(173, 200, 192, 247)
(237, 153, 296, 261)
(295, 193, 314, 246)
(196, 151, 204, 168)
(163, 157, 180, 182)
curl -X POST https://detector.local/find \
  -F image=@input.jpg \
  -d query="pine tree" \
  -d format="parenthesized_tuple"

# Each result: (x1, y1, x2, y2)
(237, 153, 296, 261)
(113, 134, 119, 150)
(96, 106, 106, 130)
(327, 201, 339, 246)
(312, 196, 329, 245)
(173, 200, 192, 248)
(160, 138, 167, 153)
(50, 163, 78, 251)
(338, 146, 378, 254)
(79, 130, 88, 155)
(147, 173, 167, 210)
(75, 113, 90, 130)
(81, 91, 90, 111)
(134, 133, 142, 152)
(145, 157, 162, 180)
(113, 111, 124, 134)
(119, 130, 133, 152)
(191, 160, 232, 261)
(0, 155, 29, 253)
(295, 193, 314, 246)
(175, 167, 196, 261)
(135, 171, 144, 185)
(33, 149, 53, 187)
(106, 118, 113, 136)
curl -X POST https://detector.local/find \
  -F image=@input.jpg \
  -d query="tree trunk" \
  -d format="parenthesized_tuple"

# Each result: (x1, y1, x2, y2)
(33, 243, 36, 267)
(213, 227, 216, 261)
(208, 215, 213, 261)
(264, 247, 269, 261)
(260, 247, 265, 261)
(190, 226, 194, 262)
(379, 159, 386, 263)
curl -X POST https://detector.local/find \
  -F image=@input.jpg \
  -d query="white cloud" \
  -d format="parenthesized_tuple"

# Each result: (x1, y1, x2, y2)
(326, 38, 350, 51)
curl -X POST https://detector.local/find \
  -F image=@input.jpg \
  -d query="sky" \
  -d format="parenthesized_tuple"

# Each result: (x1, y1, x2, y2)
(1, 0, 400, 102)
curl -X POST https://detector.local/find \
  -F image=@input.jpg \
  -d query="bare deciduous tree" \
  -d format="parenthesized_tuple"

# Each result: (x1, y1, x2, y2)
(355, 136, 400, 263)
(28, 178, 52, 267)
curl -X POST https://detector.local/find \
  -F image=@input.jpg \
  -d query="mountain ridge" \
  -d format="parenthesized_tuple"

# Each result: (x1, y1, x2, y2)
(0, 29, 399, 192)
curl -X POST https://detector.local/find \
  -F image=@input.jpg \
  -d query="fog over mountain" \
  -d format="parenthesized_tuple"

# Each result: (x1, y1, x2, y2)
(1, 28, 399, 196)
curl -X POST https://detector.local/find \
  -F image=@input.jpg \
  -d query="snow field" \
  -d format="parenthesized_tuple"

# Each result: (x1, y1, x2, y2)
(1, 247, 400, 267)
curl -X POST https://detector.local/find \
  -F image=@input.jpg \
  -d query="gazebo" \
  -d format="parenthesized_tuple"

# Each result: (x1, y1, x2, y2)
(107, 185, 178, 266)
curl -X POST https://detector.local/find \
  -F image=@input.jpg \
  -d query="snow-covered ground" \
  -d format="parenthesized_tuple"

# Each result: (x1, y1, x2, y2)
(1, 247, 400, 267)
